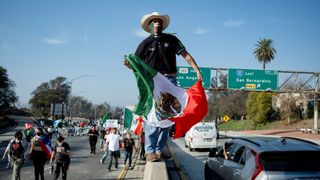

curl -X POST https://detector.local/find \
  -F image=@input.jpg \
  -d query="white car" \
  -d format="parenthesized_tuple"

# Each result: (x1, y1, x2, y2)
(184, 122, 218, 151)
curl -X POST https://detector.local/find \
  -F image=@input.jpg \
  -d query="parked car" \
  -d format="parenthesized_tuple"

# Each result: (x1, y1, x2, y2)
(184, 122, 218, 151)
(204, 136, 320, 180)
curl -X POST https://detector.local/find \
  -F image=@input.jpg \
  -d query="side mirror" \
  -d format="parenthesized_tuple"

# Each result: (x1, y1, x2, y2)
(208, 147, 217, 157)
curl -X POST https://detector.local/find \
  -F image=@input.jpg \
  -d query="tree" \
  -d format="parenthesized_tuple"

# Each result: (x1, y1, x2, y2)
(69, 96, 93, 118)
(253, 38, 277, 70)
(273, 79, 308, 123)
(246, 92, 274, 126)
(95, 102, 111, 119)
(0, 66, 18, 109)
(29, 76, 70, 117)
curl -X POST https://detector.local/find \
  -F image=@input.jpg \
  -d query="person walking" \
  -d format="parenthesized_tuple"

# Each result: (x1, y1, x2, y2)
(106, 128, 121, 171)
(87, 125, 99, 154)
(50, 135, 70, 180)
(29, 128, 49, 180)
(1, 131, 26, 180)
(47, 125, 55, 139)
(100, 128, 110, 164)
(99, 126, 106, 151)
(123, 132, 137, 169)
(124, 12, 202, 162)
(139, 129, 146, 161)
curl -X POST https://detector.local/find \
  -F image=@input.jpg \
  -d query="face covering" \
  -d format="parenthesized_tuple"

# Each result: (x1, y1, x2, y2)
(149, 21, 162, 36)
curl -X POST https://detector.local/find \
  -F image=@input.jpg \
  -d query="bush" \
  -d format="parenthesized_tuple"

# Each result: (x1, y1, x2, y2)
(246, 92, 274, 127)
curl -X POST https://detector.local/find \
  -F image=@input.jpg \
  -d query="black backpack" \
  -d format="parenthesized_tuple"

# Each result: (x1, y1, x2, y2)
(10, 140, 24, 159)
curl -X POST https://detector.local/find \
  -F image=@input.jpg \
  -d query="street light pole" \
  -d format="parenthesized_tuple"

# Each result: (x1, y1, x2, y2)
(68, 74, 94, 121)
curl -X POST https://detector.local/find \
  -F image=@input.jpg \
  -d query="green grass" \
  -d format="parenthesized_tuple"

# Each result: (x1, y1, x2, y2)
(218, 120, 254, 131)
(217, 119, 294, 131)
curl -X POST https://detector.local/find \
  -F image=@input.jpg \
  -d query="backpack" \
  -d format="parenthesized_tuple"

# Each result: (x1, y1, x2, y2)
(9, 140, 24, 159)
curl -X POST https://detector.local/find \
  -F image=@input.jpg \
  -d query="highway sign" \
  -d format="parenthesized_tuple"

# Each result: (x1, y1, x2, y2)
(228, 68, 278, 91)
(177, 66, 211, 89)
(223, 115, 230, 122)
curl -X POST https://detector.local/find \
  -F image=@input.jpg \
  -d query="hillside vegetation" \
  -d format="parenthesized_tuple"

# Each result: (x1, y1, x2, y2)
(218, 118, 317, 131)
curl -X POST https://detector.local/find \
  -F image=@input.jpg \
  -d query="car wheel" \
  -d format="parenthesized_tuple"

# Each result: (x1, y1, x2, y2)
(189, 143, 194, 151)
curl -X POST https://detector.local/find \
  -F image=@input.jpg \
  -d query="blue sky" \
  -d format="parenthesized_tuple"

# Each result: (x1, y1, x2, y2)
(1, 0, 320, 108)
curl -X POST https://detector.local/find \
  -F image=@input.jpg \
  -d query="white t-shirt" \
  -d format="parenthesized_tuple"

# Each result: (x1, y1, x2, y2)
(107, 133, 121, 151)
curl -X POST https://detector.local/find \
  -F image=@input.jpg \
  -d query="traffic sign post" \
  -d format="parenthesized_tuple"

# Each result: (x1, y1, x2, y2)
(176, 66, 211, 89)
(227, 68, 278, 91)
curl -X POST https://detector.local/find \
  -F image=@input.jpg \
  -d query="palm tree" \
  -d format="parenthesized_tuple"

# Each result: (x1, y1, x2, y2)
(253, 38, 277, 70)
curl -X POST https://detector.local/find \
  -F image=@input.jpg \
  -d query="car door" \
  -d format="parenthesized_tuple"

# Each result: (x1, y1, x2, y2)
(222, 143, 246, 180)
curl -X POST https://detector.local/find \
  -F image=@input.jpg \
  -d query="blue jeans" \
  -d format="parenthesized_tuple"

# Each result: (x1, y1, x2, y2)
(144, 76, 177, 154)
(101, 148, 109, 164)
(145, 123, 170, 154)
(124, 150, 133, 166)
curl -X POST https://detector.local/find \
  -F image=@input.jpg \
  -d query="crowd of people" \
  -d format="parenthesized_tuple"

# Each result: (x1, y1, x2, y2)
(1, 120, 147, 179)
(1, 123, 71, 180)
(94, 124, 145, 171)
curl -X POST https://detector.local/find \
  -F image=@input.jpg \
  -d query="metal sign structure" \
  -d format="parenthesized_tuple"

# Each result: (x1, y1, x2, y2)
(210, 67, 319, 130)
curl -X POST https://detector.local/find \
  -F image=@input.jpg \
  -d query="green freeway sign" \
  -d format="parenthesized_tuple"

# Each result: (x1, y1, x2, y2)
(228, 68, 278, 91)
(176, 66, 211, 89)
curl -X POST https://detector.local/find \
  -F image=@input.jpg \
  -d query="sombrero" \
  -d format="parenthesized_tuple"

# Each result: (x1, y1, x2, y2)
(141, 12, 170, 33)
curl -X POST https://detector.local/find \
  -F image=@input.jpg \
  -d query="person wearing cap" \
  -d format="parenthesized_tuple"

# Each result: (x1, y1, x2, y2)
(124, 12, 203, 162)
(50, 135, 70, 180)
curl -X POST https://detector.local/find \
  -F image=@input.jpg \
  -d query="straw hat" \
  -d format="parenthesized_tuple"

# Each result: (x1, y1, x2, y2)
(141, 12, 170, 33)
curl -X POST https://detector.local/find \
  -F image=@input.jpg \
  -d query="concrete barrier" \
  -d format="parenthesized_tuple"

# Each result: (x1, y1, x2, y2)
(143, 161, 169, 180)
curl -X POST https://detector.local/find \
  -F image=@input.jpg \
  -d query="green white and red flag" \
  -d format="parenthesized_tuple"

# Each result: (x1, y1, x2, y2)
(125, 54, 208, 139)
(130, 115, 144, 135)
(101, 113, 110, 125)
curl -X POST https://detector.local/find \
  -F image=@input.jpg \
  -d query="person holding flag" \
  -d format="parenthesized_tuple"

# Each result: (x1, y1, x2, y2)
(124, 12, 204, 162)
(29, 128, 51, 180)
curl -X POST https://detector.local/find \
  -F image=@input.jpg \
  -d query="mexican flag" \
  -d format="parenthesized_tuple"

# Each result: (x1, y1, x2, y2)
(125, 54, 208, 139)
(124, 106, 144, 135)
(101, 113, 110, 125)
(130, 115, 144, 135)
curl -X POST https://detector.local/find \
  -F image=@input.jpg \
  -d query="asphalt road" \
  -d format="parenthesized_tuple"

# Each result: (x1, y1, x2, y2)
(167, 137, 230, 180)
(0, 135, 136, 180)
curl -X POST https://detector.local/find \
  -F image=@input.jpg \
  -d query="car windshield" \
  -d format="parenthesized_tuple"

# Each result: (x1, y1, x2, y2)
(260, 151, 320, 171)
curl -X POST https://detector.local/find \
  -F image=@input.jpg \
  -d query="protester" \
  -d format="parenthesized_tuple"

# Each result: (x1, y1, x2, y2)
(106, 128, 121, 171)
(50, 135, 70, 180)
(99, 125, 106, 151)
(139, 129, 146, 161)
(124, 12, 202, 162)
(47, 125, 54, 139)
(1, 131, 26, 180)
(123, 132, 137, 169)
(100, 128, 110, 164)
(87, 125, 99, 154)
(30, 128, 49, 180)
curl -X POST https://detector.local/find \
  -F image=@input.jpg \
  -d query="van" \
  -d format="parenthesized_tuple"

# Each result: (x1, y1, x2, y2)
(184, 122, 217, 151)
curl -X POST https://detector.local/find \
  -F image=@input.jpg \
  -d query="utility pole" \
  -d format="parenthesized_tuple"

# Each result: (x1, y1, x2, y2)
(68, 75, 94, 121)
(314, 73, 319, 130)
